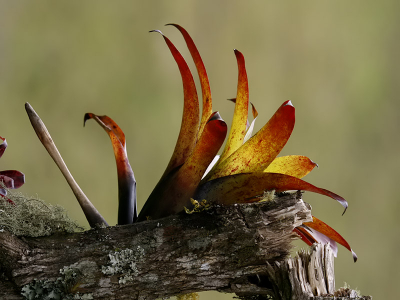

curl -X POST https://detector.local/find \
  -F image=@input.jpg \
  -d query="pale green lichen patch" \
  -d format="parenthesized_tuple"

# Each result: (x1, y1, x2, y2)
(21, 278, 66, 300)
(21, 261, 96, 299)
(101, 246, 145, 284)
(0, 186, 83, 237)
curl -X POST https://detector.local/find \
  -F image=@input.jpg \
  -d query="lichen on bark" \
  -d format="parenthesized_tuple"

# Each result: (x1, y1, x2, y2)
(0, 186, 83, 237)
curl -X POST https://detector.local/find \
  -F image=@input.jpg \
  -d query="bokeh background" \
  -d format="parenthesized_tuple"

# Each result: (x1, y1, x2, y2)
(0, 1, 398, 299)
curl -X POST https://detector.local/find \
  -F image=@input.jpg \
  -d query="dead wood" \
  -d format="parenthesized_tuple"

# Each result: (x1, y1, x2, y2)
(0, 192, 369, 299)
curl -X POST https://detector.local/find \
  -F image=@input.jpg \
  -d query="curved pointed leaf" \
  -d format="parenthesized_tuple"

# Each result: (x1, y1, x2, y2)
(138, 113, 227, 221)
(294, 226, 339, 257)
(203, 100, 295, 182)
(303, 216, 357, 262)
(293, 227, 316, 246)
(150, 30, 200, 178)
(167, 24, 213, 139)
(84, 113, 137, 224)
(218, 50, 249, 163)
(264, 155, 318, 178)
(196, 172, 348, 212)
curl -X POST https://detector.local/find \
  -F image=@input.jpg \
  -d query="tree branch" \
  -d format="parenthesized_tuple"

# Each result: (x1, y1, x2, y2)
(0, 192, 369, 299)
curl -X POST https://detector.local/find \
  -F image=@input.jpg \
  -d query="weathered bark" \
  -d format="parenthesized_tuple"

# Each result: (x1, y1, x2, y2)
(0, 192, 370, 299)
(236, 243, 372, 300)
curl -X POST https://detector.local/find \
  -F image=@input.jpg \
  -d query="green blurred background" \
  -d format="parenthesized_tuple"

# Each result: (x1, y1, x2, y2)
(0, 1, 398, 299)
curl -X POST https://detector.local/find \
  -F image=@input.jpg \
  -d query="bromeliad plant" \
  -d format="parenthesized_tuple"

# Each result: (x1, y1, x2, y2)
(0, 136, 25, 202)
(26, 24, 356, 261)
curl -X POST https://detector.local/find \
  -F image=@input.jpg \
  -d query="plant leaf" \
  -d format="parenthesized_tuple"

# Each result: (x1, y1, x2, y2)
(294, 226, 339, 257)
(0, 175, 14, 189)
(84, 113, 137, 224)
(196, 172, 348, 213)
(264, 155, 318, 178)
(218, 50, 249, 163)
(203, 100, 295, 182)
(303, 216, 357, 262)
(166, 24, 213, 139)
(293, 227, 316, 246)
(0, 170, 25, 189)
(243, 102, 258, 143)
(150, 30, 200, 179)
(138, 112, 227, 221)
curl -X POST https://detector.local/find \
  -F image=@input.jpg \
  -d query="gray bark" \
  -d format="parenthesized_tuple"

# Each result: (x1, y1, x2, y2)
(0, 192, 370, 299)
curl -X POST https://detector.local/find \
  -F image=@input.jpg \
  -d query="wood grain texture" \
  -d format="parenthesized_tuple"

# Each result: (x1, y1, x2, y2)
(0, 193, 370, 299)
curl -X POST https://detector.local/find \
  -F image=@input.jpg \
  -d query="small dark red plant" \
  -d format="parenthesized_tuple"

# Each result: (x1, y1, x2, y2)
(0, 136, 25, 202)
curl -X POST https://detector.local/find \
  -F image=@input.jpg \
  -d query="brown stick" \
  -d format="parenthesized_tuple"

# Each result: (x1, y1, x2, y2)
(24, 102, 107, 228)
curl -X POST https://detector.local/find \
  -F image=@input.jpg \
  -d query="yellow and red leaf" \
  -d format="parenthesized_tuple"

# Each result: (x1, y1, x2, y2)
(167, 24, 213, 139)
(138, 113, 227, 221)
(264, 155, 318, 178)
(150, 30, 200, 179)
(196, 172, 348, 212)
(84, 113, 137, 224)
(203, 100, 295, 181)
(218, 50, 249, 163)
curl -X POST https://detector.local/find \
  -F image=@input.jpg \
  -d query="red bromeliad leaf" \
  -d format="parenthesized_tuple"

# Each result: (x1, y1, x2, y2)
(196, 172, 348, 212)
(0, 170, 25, 189)
(138, 112, 227, 221)
(84, 113, 137, 224)
(303, 216, 357, 262)
(150, 30, 200, 179)
(264, 155, 318, 179)
(293, 227, 316, 246)
(294, 226, 339, 257)
(203, 100, 295, 182)
(167, 24, 213, 139)
(0, 174, 15, 189)
(218, 50, 249, 163)
(0, 137, 26, 196)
